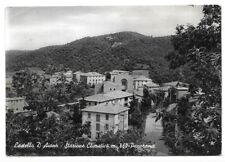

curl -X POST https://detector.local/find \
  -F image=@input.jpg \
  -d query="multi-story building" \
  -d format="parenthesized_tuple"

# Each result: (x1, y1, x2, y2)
(63, 70, 73, 82)
(6, 97, 29, 113)
(49, 72, 61, 85)
(73, 71, 83, 83)
(133, 75, 153, 90)
(109, 70, 130, 82)
(144, 81, 160, 93)
(103, 81, 121, 93)
(81, 103, 129, 139)
(160, 81, 189, 99)
(82, 90, 133, 107)
(80, 72, 105, 86)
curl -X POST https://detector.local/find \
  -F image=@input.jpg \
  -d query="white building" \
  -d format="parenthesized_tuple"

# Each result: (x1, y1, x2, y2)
(160, 81, 189, 99)
(80, 72, 105, 86)
(82, 90, 133, 107)
(73, 71, 83, 83)
(49, 72, 62, 85)
(63, 70, 73, 82)
(144, 81, 160, 93)
(6, 97, 29, 113)
(133, 75, 153, 90)
(81, 103, 129, 139)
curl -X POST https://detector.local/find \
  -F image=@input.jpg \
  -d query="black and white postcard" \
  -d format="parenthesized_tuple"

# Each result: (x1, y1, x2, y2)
(5, 5, 221, 156)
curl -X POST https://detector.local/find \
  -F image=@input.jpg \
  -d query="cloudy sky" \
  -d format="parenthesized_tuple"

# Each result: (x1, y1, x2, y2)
(6, 6, 203, 50)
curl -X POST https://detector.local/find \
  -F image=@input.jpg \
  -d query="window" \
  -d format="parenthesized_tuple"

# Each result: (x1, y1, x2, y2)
(106, 114, 109, 120)
(88, 132, 91, 138)
(114, 88, 116, 91)
(95, 102, 97, 105)
(96, 132, 100, 139)
(96, 114, 100, 122)
(96, 123, 100, 131)
(110, 88, 112, 91)
(125, 97, 128, 101)
(105, 124, 109, 131)
(88, 113, 91, 119)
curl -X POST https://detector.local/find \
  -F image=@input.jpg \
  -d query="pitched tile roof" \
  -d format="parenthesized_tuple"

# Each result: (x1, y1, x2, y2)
(145, 82, 160, 87)
(84, 90, 133, 102)
(80, 72, 104, 77)
(81, 103, 129, 114)
(133, 75, 152, 81)
(163, 81, 189, 87)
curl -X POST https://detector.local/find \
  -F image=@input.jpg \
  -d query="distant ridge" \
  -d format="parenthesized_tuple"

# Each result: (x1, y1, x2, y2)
(6, 31, 178, 83)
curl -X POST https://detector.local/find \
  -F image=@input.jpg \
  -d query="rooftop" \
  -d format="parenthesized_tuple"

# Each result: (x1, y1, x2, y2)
(163, 81, 189, 87)
(6, 97, 26, 101)
(110, 70, 129, 75)
(145, 82, 160, 87)
(84, 90, 133, 102)
(73, 71, 83, 74)
(132, 90, 144, 97)
(166, 103, 178, 112)
(133, 75, 152, 81)
(80, 72, 104, 77)
(81, 103, 129, 114)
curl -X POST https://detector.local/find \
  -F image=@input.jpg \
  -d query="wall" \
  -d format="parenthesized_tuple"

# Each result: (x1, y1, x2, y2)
(81, 75, 105, 85)
(82, 110, 129, 140)
(6, 98, 26, 113)
(134, 80, 152, 90)
(103, 81, 121, 93)
(82, 112, 115, 139)
(112, 73, 134, 92)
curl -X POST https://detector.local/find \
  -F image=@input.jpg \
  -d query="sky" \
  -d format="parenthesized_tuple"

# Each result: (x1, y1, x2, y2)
(5, 6, 204, 50)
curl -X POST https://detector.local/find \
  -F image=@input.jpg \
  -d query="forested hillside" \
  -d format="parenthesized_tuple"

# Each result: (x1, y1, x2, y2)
(6, 31, 179, 83)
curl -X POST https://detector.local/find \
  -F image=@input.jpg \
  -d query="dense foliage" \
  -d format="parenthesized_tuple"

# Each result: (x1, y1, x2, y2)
(162, 5, 221, 155)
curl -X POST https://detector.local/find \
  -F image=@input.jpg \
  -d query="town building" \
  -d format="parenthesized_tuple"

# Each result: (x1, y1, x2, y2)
(26, 67, 45, 76)
(144, 81, 160, 93)
(63, 70, 73, 82)
(6, 76, 13, 91)
(73, 71, 83, 83)
(160, 81, 189, 99)
(82, 90, 133, 107)
(81, 103, 129, 139)
(6, 97, 29, 113)
(103, 81, 122, 93)
(49, 72, 61, 85)
(109, 70, 130, 82)
(162, 81, 189, 88)
(133, 75, 153, 90)
(80, 72, 105, 86)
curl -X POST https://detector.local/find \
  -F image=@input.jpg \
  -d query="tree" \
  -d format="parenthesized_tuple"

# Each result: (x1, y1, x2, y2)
(163, 5, 221, 155)
(140, 88, 152, 113)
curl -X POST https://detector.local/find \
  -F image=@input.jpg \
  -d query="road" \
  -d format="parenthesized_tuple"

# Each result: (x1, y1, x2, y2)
(143, 112, 170, 155)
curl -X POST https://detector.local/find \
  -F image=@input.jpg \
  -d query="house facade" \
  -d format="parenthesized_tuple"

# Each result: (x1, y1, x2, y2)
(80, 72, 105, 86)
(73, 71, 83, 83)
(133, 76, 153, 90)
(6, 97, 28, 113)
(81, 103, 129, 139)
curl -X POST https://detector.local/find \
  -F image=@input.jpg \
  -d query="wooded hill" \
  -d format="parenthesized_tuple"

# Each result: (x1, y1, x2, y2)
(6, 31, 180, 83)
